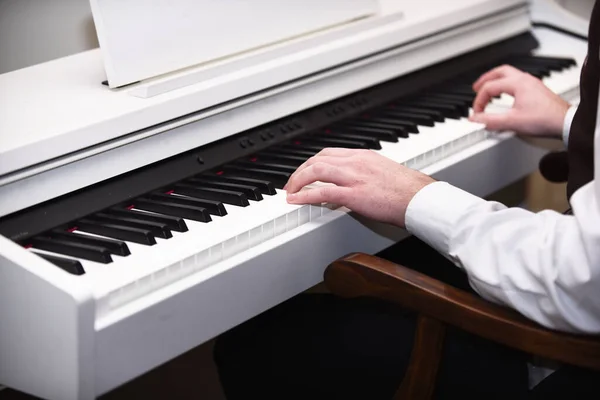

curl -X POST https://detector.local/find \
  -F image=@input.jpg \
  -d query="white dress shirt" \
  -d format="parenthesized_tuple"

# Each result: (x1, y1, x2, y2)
(405, 104, 600, 334)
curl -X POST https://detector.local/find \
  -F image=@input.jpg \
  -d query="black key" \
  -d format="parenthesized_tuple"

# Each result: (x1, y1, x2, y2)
(514, 55, 575, 69)
(49, 230, 130, 256)
(371, 110, 435, 127)
(32, 251, 85, 275)
(413, 96, 470, 116)
(509, 64, 549, 78)
(146, 192, 227, 216)
(234, 161, 298, 173)
(319, 131, 381, 149)
(199, 175, 277, 195)
(342, 118, 419, 134)
(173, 184, 249, 207)
(358, 113, 419, 133)
(134, 199, 211, 223)
(383, 105, 445, 122)
(437, 86, 476, 98)
(283, 141, 328, 152)
(220, 166, 290, 188)
(186, 178, 263, 201)
(425, 92, 475, 103)
(394, 100, 463, 119)
(278, 144, 322, 156)
(77, 219, 157, 245)
(30, 236, 112, 264)
(330, 124, 404, 140)
(254, 152, 307, 165)
(90, 213, 172, 239)
(299, 137, 369, 149)
(106, 208, 188, 232)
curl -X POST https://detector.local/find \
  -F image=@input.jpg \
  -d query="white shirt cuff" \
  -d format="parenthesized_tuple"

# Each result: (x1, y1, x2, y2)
(562, 105, 577, 146)
(404, 181, 487, 257)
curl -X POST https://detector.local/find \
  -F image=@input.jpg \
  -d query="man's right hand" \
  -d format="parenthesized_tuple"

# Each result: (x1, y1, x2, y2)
(469, 65, 570, 139)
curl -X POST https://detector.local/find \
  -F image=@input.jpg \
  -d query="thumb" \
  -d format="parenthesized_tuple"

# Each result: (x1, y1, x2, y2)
(469, 110, 516, 132)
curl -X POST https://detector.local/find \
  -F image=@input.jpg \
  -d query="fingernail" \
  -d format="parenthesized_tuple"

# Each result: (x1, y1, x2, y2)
(286, 193, 296, 202)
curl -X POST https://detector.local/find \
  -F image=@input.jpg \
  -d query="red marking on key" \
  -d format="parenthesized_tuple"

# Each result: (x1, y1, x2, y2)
(67, 226, 78, 233)
(23, 244, 32, 249)
(165, 190, 174, 195)
(216, 171, 224, 175)
(126, 204, 135, 210)
(294, 141, 302, 145)
(250, 157, 258, 162)
(324, 129, 331, 134)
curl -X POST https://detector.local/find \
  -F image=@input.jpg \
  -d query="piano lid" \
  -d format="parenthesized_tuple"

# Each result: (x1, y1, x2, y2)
(0, 0, 527, 179)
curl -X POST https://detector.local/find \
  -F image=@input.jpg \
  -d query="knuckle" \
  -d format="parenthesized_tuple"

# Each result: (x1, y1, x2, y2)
(311, 161, 329, 176)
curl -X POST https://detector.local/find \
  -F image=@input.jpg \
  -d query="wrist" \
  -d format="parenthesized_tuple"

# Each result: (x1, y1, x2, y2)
(396, 174, 436, 228)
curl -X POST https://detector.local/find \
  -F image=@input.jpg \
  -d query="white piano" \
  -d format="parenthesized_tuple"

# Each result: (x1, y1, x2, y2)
(0, 0, 590, 398)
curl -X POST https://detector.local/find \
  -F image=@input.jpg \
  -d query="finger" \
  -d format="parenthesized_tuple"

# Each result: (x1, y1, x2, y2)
(285, 154, 353, 190)
(469, 109, 518, 131)
(472, 65, 521, 91)
(285, 162, 355, 194)
(287, 185, 353, 206)
(472, 78, 517, 113)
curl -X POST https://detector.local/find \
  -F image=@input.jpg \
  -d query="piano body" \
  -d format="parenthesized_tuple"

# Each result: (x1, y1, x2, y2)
(0, 0, 590, 398)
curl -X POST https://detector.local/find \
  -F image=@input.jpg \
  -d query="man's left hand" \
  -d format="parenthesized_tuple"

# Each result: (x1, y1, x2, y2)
(284, 148, 435, 228)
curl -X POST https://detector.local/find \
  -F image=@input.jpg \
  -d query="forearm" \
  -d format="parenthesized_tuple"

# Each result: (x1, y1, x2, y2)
(405, 181, 600, 334)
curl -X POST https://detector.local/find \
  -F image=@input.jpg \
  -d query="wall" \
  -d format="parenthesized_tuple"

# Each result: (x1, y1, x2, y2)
(0, 0, 97, 74)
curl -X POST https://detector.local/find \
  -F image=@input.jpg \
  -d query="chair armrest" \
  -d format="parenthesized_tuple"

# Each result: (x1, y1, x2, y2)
(324, 253, 600, 371)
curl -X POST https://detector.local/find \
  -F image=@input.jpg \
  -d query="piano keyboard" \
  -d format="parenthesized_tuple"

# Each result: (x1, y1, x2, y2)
(0, 52, 579, 314)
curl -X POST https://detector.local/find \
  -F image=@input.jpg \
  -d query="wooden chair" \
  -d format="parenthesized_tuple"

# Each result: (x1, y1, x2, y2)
(323, 252, 600, 399)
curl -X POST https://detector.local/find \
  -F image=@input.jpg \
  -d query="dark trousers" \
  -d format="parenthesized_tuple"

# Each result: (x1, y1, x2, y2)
(213, 236, 599, 399)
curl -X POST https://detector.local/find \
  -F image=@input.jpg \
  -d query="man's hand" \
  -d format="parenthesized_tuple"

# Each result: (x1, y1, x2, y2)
(284, 148, 435, 228)
(469, 65, 570, 139)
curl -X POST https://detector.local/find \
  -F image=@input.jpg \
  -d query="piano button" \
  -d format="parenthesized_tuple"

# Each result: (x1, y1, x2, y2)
(394, 100, 462, 119)
(199, 175, 277, 195)
(106, 208, 188, 232)
(319, 131, 381, 149)
(254, 152, 307, 165)
(233, 161, 298, 174)
(31, 251, 86, 275)
(134, 198, 212, 223)
(371, 111, 434, 127)
(173, 184, 250, 207)
(187, 178, 264, 201)
(146, 192, 227, 216)
(49, 230, 130, 256)
(89, 213, 172, 239)
(293, 137, 369, 150)
(341, 119, 418, 134)
(384, 105, 445, 122)
(30, 236, 113, 264)
(77, 219, 158, 245)
(220, 166, 291, 188)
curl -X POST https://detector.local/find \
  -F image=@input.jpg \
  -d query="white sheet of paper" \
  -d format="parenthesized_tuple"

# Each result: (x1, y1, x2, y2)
(90, 0, 379, 87)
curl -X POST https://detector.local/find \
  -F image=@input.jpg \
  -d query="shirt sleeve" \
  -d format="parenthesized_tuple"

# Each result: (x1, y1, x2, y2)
(563, 105, 578, 146)
(405, 175, 600, 334)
